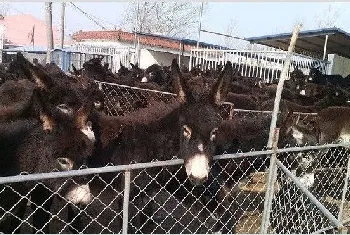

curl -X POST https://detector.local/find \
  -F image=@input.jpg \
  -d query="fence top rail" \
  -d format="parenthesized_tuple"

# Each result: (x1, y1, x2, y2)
(191, 49, 288, 54)
(95, 81, 177, 96)
(232, 108, 318, 116)
(0, 142, 349, 185)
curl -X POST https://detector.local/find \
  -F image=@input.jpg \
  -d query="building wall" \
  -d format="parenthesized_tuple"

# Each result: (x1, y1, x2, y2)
(328, 54, 350, 77)
(73, 40, 190, 69)
(138, 49, 190, 69)
(138, 49, 156, 69)
(139, 49, 187, 69)
(23, 52, 47, 65)
(148, 50, 190, 68)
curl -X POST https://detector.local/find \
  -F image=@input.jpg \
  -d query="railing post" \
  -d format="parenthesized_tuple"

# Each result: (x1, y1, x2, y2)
(122, 170, 131, 234)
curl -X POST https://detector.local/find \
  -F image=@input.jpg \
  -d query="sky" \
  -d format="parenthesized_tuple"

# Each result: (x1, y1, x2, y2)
(3, 2, 350, 47)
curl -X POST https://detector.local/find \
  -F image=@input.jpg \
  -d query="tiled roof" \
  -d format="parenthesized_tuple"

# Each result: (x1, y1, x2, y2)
(72, 30, 226, 52)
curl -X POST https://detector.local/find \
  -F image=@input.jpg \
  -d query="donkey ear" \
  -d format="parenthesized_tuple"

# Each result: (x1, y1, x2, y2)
(211, 61, 233, 105)
(171, 59, 188, 103)
(72, 64, 78, 73)
(16, 52, 54, 90)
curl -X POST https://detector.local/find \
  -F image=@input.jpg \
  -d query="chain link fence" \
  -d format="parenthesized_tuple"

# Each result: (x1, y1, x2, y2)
(1, 79, 350, 233)
(1, 144, 350, 233)
(96, 81, 318, 126)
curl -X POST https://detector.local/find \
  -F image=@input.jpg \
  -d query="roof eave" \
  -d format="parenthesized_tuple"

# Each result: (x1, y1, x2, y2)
(246, 27, 349, 43)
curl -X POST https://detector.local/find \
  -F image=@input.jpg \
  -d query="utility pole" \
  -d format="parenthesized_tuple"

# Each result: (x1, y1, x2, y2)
(196, 2, 204, 49)
(45, 2, 54, 63)
(60, 2, 65, 49)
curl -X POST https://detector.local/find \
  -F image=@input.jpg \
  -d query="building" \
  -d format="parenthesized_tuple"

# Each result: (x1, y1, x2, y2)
(72, 30, 228, 69)
(0, 14, 60, 49)
(246, 27, 350, 77)
(0, 14, 61, 63)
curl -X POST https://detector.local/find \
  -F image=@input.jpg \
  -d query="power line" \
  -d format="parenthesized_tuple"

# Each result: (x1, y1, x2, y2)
(68, 2, 108, 30)
(86, 11, 116, 28)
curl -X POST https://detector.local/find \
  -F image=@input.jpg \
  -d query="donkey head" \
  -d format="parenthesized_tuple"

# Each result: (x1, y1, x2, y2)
(16, 53, 95, 141)
(130, 62, 145, 80)
(171, 59, 233, 185)
(283, 112, 320, 146)
(308, 67, 322, 82)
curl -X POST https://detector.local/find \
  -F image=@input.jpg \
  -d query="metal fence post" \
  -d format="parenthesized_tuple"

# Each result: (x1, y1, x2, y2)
(338, 154, 350, 224)
(260, 23, 302, 234)
(122, 170, 131, 234)
(260, 128, 280, 233)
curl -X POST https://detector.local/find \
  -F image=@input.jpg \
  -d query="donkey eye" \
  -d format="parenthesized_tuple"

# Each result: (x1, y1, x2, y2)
(57, 103, 73, 114)
(210, 128, 218, 141)
(183, 125, 192, 139)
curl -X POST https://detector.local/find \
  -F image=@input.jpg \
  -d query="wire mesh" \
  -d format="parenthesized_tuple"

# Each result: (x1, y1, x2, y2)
(126, 154, 271, 234)
(270, 166, 335, 234)
(0, 121, 349, 233)
(98, 82, 177, 117)
(0, 171, 123, 234)
(97, 81, 236, 120)
(269, 147, 350, 234)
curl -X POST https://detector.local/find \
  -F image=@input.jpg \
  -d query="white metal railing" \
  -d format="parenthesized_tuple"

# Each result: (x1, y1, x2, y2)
(189, 48, 330, 82)
(71, 44, 136, 73)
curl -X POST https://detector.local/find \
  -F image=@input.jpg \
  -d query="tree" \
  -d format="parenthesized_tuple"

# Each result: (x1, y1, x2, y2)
(0, 2, 9, 17)
(120, 2, 206, 38)
(222, 17, 249, 50)
(315, 3, 340, 29)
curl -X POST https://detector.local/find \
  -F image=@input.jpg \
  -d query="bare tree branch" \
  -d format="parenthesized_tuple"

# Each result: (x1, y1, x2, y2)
(222, 17, 249, 49)
(0, 2, 9, 16)
(120, 2, 207, 38)
(315, 3, 340, 29)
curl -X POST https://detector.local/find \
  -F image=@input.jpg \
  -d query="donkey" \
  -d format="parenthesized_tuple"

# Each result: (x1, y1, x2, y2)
(0, 53, 97, 233)
(116, 59, 232, 183)
(74, 59, 234, 233)
(281, 106, 350, 192)
(285, 106, 350, 146)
